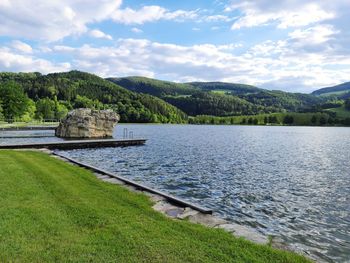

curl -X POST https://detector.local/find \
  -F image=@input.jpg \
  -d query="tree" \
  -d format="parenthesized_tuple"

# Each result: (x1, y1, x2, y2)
(343, 118, 350, 126)
(35, 98, 56, 120)
(0, 98, 3, 120)
(264, 116, 268, 124)
(0, 81, 29, 120)
(74, 95, 103, 109)
(283, 115, 294, 125)
(319, 116, 327, 125)
(311, 115, 317, 125)
(55, 103, 68, 120)
(21, 99, 36, 121)
(268, 116, 278, 124)
(345, 98, 350, 111)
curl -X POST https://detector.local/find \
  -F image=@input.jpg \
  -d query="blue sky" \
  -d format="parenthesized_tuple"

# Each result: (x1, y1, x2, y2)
(0, 0, 350, 93)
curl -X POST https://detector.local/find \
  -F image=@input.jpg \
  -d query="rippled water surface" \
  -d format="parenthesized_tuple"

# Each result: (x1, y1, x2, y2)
(3, 125, 349, 262)
(0, 130, 60, 144)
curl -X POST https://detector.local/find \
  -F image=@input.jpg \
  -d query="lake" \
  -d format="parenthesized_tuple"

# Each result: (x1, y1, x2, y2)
(2, 125, 350, 262)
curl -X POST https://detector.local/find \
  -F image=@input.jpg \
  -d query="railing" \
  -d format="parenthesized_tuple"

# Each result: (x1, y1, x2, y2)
(122, 128, 135, 139)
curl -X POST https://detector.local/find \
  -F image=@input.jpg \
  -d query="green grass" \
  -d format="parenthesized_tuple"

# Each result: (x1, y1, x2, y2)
(0, 151, 310, 263)
(0, 121, 58, 128)
(210, 90, 231, 95)
(325, 105, 350, 119)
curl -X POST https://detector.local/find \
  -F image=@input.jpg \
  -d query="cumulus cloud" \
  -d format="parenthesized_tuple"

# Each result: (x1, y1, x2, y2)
(0, 47, 70, 73)
(288, 25, 338, 45)
(47, 37, 350, 92)
(0, 0, 349, 92)
(89, 29, 113, 40)
(11, 40, 33, 53)
(1, 34, 349, 92)
(131, 27, 143, 33)
(0, 0, 122, 41)
(111, 6, 234, 25)
(229, 1, 335, 29)
(112, 5, 198, 25)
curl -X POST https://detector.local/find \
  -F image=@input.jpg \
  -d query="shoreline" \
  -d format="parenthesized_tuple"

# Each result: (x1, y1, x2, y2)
(0, 149, 311, 262)
(48, 149, 315, 262)
(1, 122, 350, 130)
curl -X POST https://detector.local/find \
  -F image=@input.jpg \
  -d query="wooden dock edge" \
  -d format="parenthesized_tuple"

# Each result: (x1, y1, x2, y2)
(53, 152, 213, 214)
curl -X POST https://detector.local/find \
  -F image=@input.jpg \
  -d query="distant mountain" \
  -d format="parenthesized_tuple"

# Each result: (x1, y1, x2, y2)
(312, 82, 350, 97)
(108, 77, 325, 116)
(107, 77, 264, 116)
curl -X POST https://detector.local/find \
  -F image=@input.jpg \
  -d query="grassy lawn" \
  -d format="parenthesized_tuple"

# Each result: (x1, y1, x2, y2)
(0, 151, 310, 262)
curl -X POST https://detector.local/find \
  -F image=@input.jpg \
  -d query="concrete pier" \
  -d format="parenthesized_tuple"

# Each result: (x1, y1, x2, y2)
(0, 126, 57, 131)
(0, 139, 146, 150)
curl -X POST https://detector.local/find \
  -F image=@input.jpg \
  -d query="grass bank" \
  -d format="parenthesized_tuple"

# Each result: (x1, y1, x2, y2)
(0, 150, 310, 262)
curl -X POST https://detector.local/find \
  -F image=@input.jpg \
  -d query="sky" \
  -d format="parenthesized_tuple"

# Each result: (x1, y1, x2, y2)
(0, 0, 350, 93)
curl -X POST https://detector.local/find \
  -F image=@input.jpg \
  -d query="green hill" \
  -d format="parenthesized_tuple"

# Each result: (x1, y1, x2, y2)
(1, 71, 348, 125)
(109, 77, 325, 116)
(107, 76, 198, 97)
(240, 90, 324, 112)
(0, 71, 187, 123)
(312, 82, 350, 97)
(109, 77, 273, 116)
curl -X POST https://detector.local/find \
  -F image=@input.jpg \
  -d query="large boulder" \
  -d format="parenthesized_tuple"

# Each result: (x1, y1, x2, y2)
(55, 108, 119, 138)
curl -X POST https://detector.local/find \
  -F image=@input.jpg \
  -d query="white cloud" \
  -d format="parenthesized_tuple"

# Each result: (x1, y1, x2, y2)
(47, 36, 350, 92)
(288, 25, 338, 45)
(131, 27, 143, 33)
(0, 34, 348, 92)
(230, 1, 335, 29)
(112, 5, 198, 25)
(0, 0, 122, 41)
(89, 29, 113, 40)
(0, 47, 70, 73)
(201, 14, 232, 23)
(11, 40, 33, 53)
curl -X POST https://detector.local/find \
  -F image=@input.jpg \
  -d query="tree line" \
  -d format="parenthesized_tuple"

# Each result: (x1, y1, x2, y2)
(189, 112, 350, 126)
(0, 71, 187, 123)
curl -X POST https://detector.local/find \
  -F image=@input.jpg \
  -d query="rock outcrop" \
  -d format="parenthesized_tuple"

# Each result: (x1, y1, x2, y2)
(55, 108, 119, 138)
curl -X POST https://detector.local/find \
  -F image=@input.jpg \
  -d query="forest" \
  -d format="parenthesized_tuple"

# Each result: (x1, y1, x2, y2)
(0, 71, 187, 123)
(1, 70, 350, 126)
